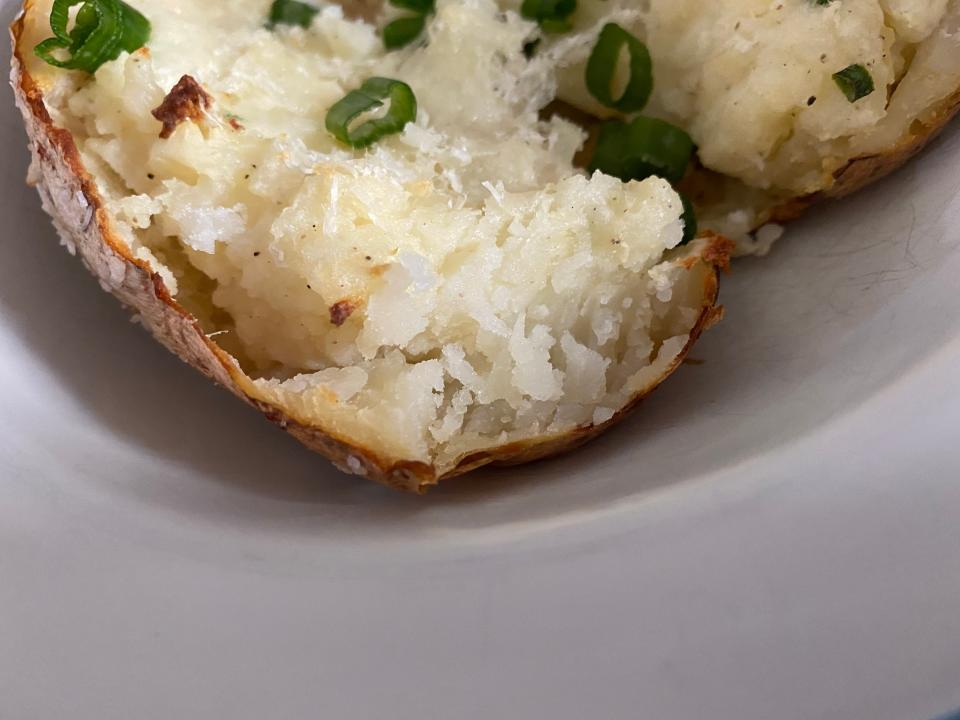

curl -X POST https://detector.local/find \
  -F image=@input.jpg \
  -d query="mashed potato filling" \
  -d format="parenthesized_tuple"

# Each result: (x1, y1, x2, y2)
(543, 0, 960, 194)
(512, 0, 960, 242)
(23, 0, 707, 467)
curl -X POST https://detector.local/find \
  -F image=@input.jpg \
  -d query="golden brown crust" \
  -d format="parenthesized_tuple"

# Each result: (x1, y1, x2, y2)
(151, 74, 212, 140)
(698, 233, 735, 272)
(10, 9, 725, 493)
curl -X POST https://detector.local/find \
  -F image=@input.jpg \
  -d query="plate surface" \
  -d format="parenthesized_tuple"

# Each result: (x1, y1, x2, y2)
(3, 5, 960, 718)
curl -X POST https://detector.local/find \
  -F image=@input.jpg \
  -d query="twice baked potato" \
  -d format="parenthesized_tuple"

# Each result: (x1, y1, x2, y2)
(520, 0, 960, 246)
(11, 0, 730, 492)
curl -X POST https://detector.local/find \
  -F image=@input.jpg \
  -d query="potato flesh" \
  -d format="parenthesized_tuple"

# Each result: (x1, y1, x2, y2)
(22, 0, 707, 468)
(549, 0, 959, 194)
(516, 0, 959, 247)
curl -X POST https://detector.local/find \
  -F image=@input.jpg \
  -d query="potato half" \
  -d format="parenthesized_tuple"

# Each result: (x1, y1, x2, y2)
(10, 0, 729, 492)
(530, 0, 960, 242)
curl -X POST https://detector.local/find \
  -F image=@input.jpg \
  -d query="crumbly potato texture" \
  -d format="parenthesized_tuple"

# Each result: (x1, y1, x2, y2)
(13, 0, 727, 487)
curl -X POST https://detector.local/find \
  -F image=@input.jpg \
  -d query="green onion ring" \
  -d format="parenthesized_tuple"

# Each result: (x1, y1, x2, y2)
(325, 77, 418, 149)
(586, 23, 652, 113)
(35, 0, 150, 73)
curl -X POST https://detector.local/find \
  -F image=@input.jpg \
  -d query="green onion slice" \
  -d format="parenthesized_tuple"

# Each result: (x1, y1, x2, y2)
(589, 119, 631, 179)
(586, 23, 652, 113)
(383, 0, 434, 50)
(383, 14, 426, 49)
(35, 0, 150, 73)
(267, 0, 318, 28)
(832, 64, 875, 103)
(679, 193, 697, 245)
(325, 77, 417, 149)
(521, 0, 577, 33)
(589, 116, 694, 184)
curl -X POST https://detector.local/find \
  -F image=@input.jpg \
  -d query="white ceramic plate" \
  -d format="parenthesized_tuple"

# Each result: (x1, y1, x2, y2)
(3, 6, 960, 717)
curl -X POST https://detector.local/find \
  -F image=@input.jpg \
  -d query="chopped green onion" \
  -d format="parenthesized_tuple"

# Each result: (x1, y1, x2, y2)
(325, 77, 417, 149)
(521, 0, 577, 34)
(586, 23, 652, 113)
(383, 14, 426, 49)
(589, 120, 632, 180)
(267, 0, 318, 29)
(389, 0, 434, 12)
(679, 193, 697, 245)
(589, 116, 694, 184)
(35, 0, 150, 74)
(833, 64, 875, 103)
(383, 0, 434, 49)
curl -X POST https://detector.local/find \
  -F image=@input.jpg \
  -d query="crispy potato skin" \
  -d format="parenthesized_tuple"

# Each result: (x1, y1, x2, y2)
(9, 8, 726, 493)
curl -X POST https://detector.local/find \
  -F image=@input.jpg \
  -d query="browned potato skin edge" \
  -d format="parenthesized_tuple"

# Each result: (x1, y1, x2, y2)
(9, 9, 728, 493)
(769, 89, 960, 224)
